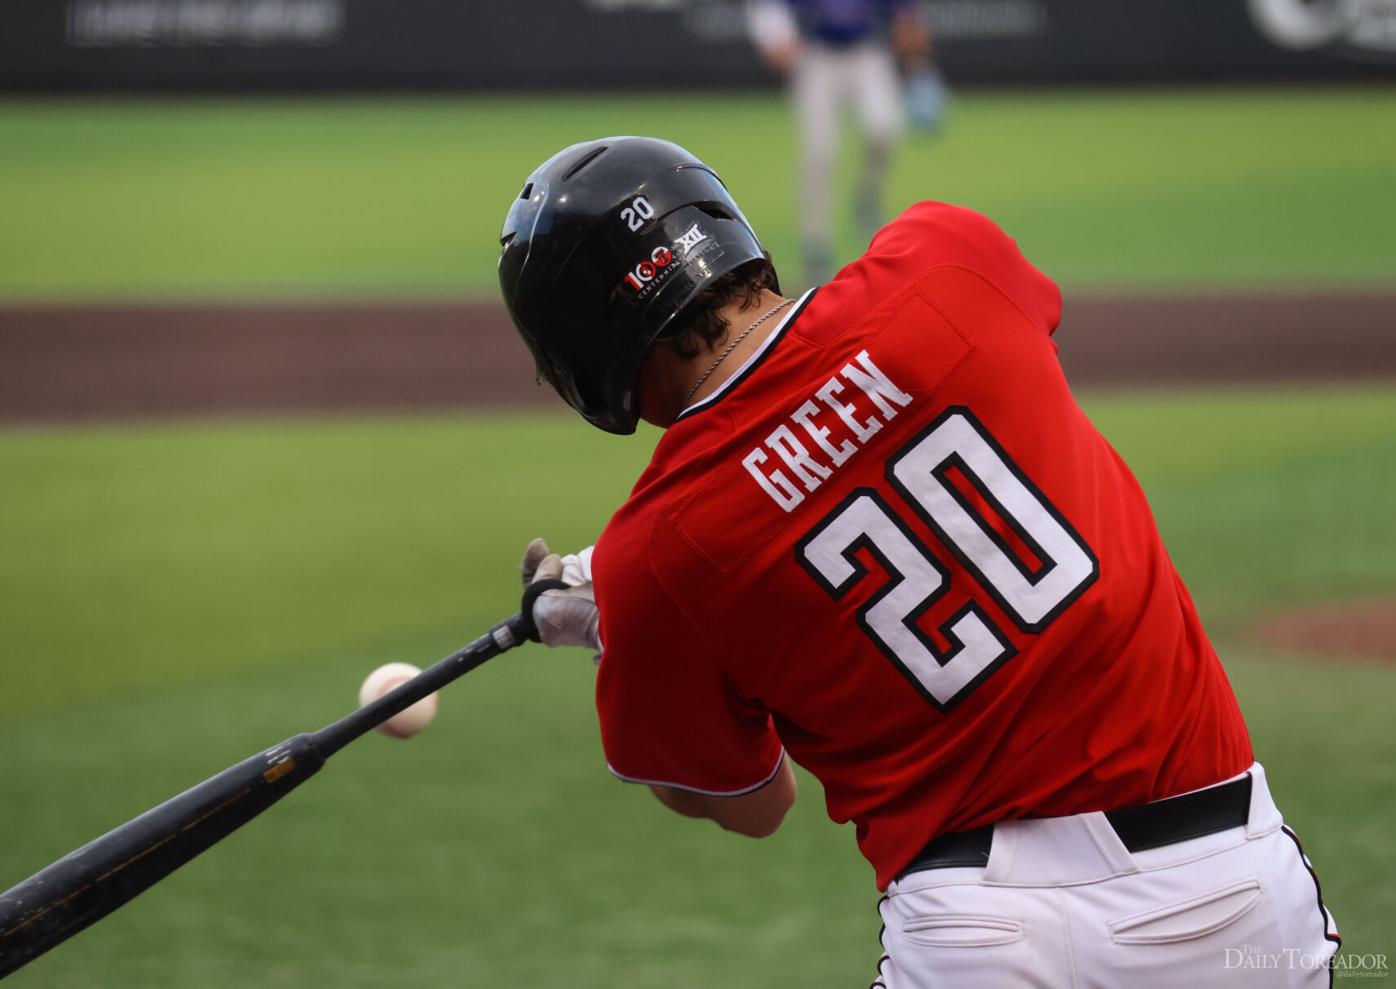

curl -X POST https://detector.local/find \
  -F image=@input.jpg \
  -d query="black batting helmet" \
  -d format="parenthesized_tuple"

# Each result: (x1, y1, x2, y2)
(498, 137, 774, 434)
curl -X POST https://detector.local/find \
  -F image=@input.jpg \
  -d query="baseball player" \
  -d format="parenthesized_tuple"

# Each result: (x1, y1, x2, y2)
(498, 137, 1341, 987)
(747, 0, 932, 284)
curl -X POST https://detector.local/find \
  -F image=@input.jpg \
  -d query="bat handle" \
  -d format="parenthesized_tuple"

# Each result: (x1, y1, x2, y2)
(310, 613, 533, 760)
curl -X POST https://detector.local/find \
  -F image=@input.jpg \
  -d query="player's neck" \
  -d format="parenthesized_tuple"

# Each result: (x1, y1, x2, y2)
(684, 289, 792, 410)
(636, 289, 794, 429)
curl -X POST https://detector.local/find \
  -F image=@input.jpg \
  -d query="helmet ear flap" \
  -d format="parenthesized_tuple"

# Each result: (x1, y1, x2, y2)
(571, 364, 606, 416)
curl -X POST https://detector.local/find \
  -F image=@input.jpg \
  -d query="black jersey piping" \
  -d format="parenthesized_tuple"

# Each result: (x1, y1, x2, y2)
(674, 287, 819, 423)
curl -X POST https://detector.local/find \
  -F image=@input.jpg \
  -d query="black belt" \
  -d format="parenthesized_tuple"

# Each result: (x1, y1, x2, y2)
(899, 774, 1254, 877)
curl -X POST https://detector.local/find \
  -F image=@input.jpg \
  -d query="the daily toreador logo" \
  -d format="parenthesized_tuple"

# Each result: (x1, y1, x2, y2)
(621, 220, 710, 294)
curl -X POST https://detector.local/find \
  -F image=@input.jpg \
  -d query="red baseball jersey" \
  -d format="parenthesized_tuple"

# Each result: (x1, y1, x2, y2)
(591, 202, 1253, 889)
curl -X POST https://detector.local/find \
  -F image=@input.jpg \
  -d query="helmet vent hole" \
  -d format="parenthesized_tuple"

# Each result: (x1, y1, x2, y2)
(519, 183, 533, 200)
(562, 146, 608, 181)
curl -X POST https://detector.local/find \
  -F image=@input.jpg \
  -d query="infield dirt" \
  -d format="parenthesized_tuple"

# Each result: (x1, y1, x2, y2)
(2, 291, 1394, 423)
(1254, 598, 1396, 664)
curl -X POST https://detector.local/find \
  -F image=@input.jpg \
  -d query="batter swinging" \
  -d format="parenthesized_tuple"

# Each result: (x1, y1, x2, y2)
(498, 136, 1341, 987)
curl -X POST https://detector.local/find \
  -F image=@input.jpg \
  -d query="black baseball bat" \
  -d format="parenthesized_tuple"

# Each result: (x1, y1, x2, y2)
(0, 613, 534, 980)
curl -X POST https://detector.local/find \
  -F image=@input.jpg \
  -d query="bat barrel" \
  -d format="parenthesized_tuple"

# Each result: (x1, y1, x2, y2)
(0, 733, 325, 978)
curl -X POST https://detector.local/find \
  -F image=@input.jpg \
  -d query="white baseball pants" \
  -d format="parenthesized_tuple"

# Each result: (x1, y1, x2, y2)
(874, 764, 1340, 988)
(791, 40, 904, 281)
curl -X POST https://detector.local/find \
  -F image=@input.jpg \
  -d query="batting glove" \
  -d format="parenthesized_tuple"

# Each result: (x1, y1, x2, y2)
(519, 537, 601, 653)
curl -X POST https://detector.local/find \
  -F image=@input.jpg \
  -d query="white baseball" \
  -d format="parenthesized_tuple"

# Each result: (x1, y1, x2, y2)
(358, 662, 438, 739)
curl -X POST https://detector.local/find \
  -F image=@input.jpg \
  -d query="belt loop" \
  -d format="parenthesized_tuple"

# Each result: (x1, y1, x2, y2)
(981, 822, 1019, 884)
(1083, 811, 1140, 876)
(1244, 764, 1283, 838)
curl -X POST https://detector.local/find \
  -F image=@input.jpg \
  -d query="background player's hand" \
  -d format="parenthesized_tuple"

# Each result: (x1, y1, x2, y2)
(520, 538, 601, 652)
(892, 9, 933, 61)
(747, 0, 802, 74)
(760, 39, 802, 75)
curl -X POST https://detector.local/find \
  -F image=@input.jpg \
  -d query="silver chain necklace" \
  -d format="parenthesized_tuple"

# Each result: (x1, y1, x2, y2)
(682, 298, 795, 408)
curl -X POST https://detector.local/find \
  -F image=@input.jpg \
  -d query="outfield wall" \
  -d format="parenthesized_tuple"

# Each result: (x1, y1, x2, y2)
(2, 0, 1395, 92)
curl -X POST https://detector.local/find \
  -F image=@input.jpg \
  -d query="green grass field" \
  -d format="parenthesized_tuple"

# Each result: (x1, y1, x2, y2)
(2, 87, 1395, 300)
(2, 389, 1395, 987)
(2, 88, 1395, 986)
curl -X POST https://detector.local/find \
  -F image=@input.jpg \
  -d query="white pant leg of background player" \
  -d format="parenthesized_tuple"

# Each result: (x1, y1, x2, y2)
(792, 43, 847, 284)
(849, 42, 904, 246)
(875, 766, 1338, 989)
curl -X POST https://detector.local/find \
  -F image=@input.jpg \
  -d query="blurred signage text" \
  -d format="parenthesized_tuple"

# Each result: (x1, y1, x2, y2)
(67, 0, 344, 47)
(924, 1, 1048, 41)
(2, 0, 1393, 91)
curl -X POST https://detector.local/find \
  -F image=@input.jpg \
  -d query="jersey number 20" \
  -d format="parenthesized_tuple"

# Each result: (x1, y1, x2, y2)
(795, 407, 1097, 711)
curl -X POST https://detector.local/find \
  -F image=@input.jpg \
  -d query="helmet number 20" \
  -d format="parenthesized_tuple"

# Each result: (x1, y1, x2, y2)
(620, 196, 655, 232)
(795, 408, 1098, 711)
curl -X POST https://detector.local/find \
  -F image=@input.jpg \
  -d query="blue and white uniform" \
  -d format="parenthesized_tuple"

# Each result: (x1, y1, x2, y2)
(783, 0, 912, 45)
(749, 0, 914, 283)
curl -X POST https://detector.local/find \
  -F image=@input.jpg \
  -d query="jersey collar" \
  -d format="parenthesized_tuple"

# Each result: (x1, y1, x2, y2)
(674, 288, 817, 423)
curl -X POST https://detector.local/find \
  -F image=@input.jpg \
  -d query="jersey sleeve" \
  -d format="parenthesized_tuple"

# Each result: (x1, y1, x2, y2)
(869, 201, 1063, 336)
(591, 546, 786, 795)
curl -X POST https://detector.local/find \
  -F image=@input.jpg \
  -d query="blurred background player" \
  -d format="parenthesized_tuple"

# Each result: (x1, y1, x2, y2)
(747, 0, 937, 285)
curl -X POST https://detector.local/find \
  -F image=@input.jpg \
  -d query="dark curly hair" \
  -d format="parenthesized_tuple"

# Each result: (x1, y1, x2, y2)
(665, 258, 781, 361)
